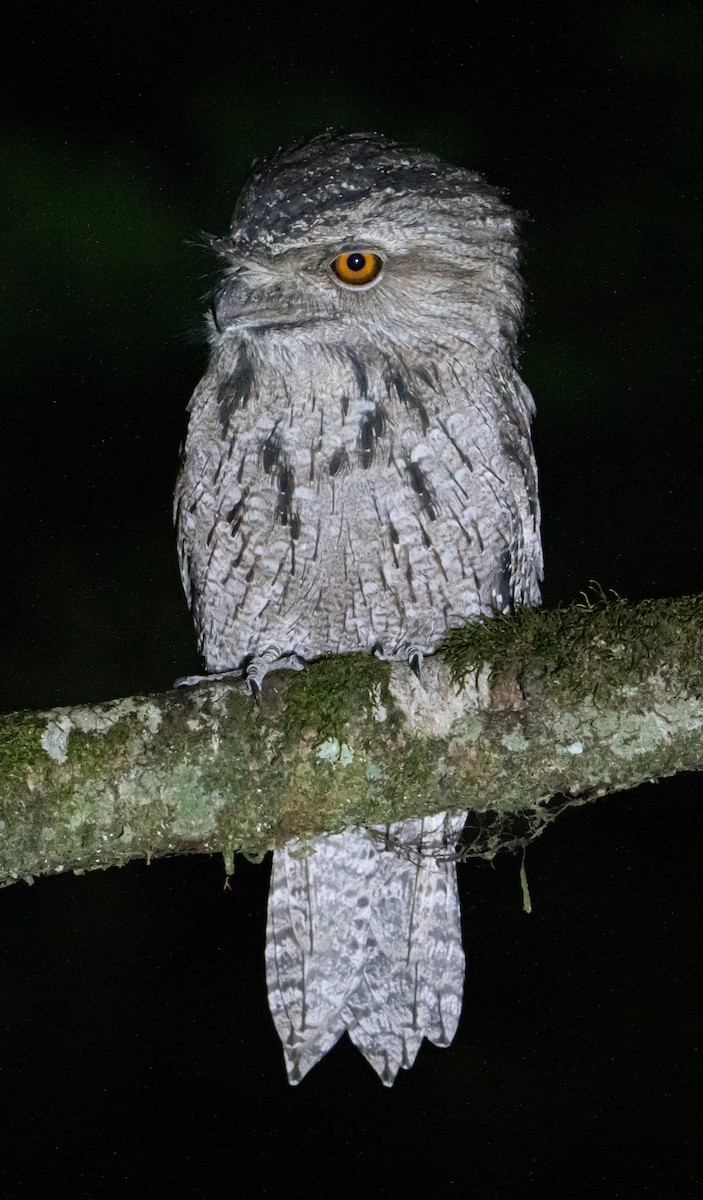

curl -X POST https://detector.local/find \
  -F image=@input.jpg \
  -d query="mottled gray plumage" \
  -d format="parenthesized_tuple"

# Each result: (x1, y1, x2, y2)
(175, 133, 542, 1085)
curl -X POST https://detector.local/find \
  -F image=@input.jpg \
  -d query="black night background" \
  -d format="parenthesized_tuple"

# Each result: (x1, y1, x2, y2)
(1, 3, 701, 1196)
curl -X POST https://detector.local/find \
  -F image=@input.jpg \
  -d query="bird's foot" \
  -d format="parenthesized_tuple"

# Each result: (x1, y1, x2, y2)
(372, 642, 426, 682)
(245, 649, 305, 705)
(175, 651, 304, 698)
(174, 668, 243, 689)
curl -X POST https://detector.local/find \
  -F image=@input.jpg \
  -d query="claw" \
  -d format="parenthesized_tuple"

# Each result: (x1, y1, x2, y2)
(174, 673, 207, 689)
(409, 650, 423, 681)
(174, 668, 242, 689)
(244, 646, 304, 705)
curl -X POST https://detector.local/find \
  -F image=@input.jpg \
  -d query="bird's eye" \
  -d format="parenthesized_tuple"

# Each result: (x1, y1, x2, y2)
(331, 251, 383, 288)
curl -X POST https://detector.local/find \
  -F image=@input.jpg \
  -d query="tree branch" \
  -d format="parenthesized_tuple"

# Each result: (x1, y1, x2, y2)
(1, 593, 702, 887)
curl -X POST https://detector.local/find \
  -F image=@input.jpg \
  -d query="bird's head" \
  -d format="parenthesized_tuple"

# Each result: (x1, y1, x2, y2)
(207, 133, 524, 361)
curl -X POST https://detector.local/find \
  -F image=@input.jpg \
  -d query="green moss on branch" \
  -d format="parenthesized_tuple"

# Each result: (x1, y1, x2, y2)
(0, 592, 701, 888)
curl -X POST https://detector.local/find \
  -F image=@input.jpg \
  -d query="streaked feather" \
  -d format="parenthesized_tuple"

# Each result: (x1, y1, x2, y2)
(175, 133, 542, 1084)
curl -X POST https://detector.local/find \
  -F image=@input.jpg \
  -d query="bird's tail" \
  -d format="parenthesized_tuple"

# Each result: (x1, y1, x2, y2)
(265, 812, 466, 1086)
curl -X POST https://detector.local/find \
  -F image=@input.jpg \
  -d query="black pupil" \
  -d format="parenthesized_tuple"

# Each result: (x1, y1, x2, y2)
(346, 253, 366, 272)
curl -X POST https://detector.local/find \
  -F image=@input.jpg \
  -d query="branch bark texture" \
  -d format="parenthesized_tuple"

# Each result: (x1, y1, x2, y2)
(1, 594, 701, 887)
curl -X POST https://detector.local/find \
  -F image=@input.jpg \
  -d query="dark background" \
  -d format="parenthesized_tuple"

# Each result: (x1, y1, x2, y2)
(1, 3, 701, 1195)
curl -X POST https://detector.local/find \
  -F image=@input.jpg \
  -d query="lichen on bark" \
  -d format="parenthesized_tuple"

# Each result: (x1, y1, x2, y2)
(0, 592, 701, 888)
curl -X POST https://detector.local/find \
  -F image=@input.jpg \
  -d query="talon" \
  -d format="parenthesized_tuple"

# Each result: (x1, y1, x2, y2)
(245, 646, 279, 704)
(174, 669, 242, 689)
(409, 651, 423, 681)
(174, 673, 205, 689)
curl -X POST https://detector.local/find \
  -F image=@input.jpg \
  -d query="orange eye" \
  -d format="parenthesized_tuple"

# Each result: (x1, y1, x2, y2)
(331, 251, 383, 287)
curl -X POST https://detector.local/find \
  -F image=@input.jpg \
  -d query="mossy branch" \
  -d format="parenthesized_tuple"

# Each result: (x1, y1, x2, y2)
(1, 592, 702, 888)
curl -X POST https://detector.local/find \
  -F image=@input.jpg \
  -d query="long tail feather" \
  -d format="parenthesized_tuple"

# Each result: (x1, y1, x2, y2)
(265, 812, 465, 1085)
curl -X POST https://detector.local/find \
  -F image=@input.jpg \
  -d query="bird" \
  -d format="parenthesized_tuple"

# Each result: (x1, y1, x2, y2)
(174, 132, 543, 1086)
